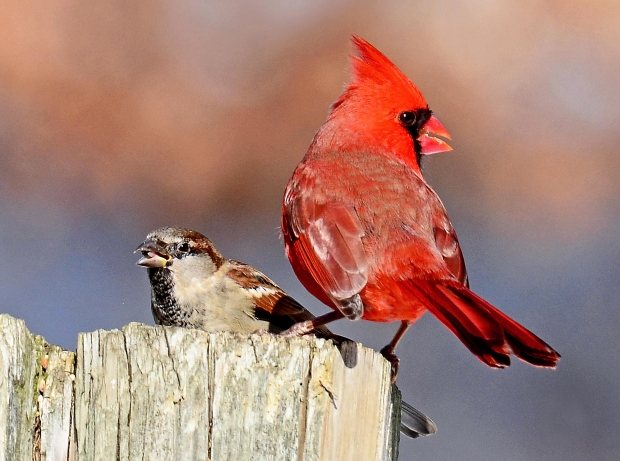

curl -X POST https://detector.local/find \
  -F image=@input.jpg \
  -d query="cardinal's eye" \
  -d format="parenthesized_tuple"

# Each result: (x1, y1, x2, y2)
(398, 111, 417, 126)
(178, 242, 190, 253)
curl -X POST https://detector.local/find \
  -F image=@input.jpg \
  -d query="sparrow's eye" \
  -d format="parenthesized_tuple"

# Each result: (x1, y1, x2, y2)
(177, 242, 190, 253)
(398, 111, 417, 127)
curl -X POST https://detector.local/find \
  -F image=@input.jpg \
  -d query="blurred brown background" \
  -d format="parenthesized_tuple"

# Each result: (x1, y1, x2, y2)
(0, 1, 618, 459)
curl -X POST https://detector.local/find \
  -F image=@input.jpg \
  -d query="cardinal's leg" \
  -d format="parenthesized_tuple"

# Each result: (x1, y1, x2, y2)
(380, 320, 413, 383)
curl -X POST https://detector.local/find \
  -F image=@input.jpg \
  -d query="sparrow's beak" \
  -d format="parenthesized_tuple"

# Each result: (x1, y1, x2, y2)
(134, 239, 171, 268)
(418, 114, 452, 155)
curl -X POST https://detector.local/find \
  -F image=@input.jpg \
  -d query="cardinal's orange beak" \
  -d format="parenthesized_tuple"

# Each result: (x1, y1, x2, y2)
(418, 115, 452, 155)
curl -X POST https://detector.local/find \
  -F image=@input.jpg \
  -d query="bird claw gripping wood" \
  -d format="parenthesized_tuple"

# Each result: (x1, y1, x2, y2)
(380, 344, 400, 384)
(280, 320, 315, 337)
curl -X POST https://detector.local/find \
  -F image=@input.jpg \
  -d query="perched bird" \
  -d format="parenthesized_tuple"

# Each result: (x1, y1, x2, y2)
(135, 226, 335, 336)
(135, 226, 437, 438)
(281, 36, 560, 378)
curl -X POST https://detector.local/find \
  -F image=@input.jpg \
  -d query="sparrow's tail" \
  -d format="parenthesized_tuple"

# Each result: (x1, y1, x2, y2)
(412, 280, 560, 368)
(400, 401, 437, 439)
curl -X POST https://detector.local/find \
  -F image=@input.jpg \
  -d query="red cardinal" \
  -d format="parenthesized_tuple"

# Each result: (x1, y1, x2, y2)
(281, 36, 560, 377)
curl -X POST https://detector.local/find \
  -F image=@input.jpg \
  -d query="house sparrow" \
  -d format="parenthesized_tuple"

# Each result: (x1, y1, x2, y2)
(135, 226, 436, 438)
(135, 226, 343, 337)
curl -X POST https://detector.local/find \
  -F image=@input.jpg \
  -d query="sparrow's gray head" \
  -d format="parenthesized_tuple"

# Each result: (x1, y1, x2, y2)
(135, 226, 223, 268)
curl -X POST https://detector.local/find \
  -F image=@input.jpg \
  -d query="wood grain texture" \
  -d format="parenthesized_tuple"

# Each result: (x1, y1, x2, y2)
(74, 328, 130, 461)
(0, 315, 38, 461)
(0, 315, 401, 461)
(38, 346, 75, 461)
(304, 341, 398, 461)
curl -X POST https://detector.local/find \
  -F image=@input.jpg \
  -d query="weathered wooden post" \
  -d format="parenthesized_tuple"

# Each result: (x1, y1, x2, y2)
(0, 314, 401, 460)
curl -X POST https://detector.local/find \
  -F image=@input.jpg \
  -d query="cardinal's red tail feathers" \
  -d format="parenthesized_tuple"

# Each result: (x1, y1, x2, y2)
(407, 281, 511, 367)
(412, 280, 560, 368)
(463, 290, 561, 367)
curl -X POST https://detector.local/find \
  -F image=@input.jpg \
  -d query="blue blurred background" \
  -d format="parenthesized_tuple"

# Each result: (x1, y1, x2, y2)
(1, 1, 618, 459)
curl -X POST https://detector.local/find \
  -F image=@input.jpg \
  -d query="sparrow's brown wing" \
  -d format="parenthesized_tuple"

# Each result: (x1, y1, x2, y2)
(226, 262, 335, 337)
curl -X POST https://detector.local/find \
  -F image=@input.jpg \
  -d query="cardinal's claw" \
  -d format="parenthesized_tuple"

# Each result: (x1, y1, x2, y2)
(380, 345, 400, 383)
